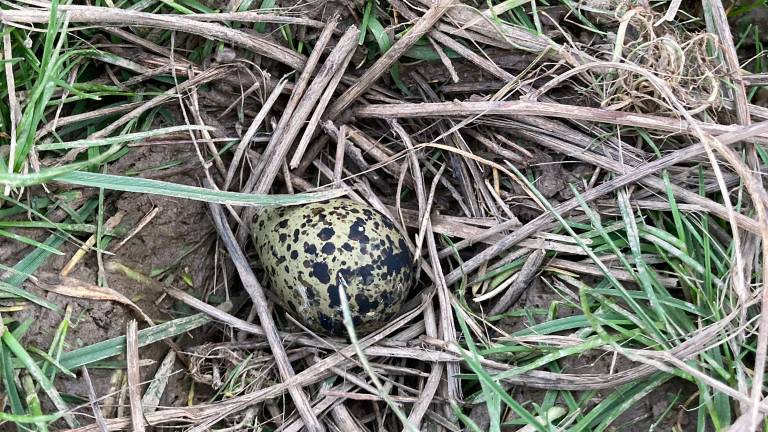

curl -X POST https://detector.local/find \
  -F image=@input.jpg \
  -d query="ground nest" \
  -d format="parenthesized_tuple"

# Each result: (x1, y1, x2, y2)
(0, 0, 767, 430)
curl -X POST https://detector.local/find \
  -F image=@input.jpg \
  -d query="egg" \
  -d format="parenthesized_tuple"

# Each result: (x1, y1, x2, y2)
(252, 198, 414, 335)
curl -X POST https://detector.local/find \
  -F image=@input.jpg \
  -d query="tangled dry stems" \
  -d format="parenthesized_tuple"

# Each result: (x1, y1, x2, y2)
(3, 0, 768, 430)
(577, 3, 725, 115)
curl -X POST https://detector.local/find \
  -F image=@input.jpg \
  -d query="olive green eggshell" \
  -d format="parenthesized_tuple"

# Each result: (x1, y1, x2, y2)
(252, 198, 414, 335)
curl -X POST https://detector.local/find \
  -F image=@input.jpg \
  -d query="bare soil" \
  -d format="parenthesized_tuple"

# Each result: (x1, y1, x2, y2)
(7, 144, 216, 422)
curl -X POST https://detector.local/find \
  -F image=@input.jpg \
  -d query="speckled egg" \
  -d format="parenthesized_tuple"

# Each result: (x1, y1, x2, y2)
(252, 198, 414, 335)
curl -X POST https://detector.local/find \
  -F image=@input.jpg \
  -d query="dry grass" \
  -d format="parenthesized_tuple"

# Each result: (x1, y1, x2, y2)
(1, 0, 768, 430)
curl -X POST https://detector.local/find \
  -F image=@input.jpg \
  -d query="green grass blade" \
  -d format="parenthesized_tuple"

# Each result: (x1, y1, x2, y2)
(28, 346, 76, 379)
(4, 199, 99, 291)
(0, 341, 25, 431)
(54, 171, 345, 206)
(570, 374, 669, 431)
(1, 328, 77, 428)
(0, 221, 95, 233)
(13, 0, 69, 170)
(21, 374, 49, 432)
(0, 411, 59, 425)
(493, 337, 604, 380)
(254, 0, 276, 32)
(359, 0, 374, 45)
(456, 308, 546, 431)
(0, 145, 123, 188)
(592, 374, 670, 431)
(453, 401, 485, 432)
(36, 125, 214, 151)
(0, 229, 63, 255)
(44, 306, 72, 382)
(0, 281, 61, 313)
(616, 191, 673, 335)
(59, 313, 210, 369)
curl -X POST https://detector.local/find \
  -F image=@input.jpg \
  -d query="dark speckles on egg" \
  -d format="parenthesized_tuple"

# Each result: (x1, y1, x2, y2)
(348, 218, 370, 243)
(327, 283, 341, 308)
(381, 239, 411, 277)
(355, 293, 380, 314)
(252, 198, 414, 336)
(381, 217, 396, 230)
(322, 242, 336, 254)
(380, 290, 395, 307)
(336, 267, 353, 284)
(318, 312, 341, 334)
(311, 262, 330, 284)
(318, 227, 335, 241)
(356, 264, 375, 285)
(304, 242, 317, 255)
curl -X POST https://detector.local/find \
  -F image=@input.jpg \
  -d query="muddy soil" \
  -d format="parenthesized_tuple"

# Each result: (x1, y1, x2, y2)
(6, 144, 216, 422)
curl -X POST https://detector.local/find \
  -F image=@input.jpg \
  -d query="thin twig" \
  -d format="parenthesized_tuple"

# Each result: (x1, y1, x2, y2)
(331, 405, 366, 432)
(333, 124, 347, 183)
(338, 281, 419, 432)
(248, 15, 340, 185)
(165, 286, 345, 349)
(253, 24, 358, 193)
(327, 0, 456, 118)
(403, 299, 444, 430)
(224, 77, 287, 190)
(235, 17, 344, 244)
(437, 120, 768, 285)
(0, 6, 306, 69)
(82, 366, 109, 432)
(289, 33, 358, 169)
(126, 320, 146, 432)
(354, 100, 768, 143)
(2, 31, 18, 193)
(208, 202, 323, 432)
(488, 249, 545, 316)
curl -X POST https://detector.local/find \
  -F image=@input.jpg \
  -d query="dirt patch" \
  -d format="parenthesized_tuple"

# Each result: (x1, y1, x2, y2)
(7, 144, 215, 421)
